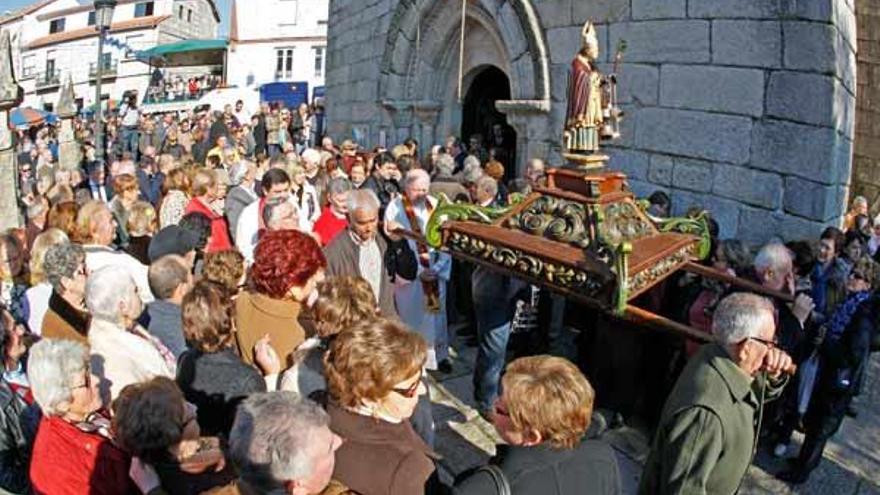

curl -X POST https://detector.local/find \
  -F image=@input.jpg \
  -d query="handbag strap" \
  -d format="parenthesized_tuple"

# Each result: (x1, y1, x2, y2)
(476, 465, 511, 495)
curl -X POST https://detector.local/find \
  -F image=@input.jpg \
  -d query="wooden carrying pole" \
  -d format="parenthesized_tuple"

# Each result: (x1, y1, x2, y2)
(682, 262, 795, 303)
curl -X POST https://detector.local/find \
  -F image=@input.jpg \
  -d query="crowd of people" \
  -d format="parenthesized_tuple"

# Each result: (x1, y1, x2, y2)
(3, 94, 879, 495)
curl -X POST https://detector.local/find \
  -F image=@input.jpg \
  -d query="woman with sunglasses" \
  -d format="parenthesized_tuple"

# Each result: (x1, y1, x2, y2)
(456, 355, 621, 495)
(779, 256, 879, 484)
(324, 318, 440, 495)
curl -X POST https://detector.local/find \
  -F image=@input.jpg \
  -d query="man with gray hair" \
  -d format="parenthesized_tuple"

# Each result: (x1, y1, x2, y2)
(429, 154, 469, 202)
(263, 196, 301, 232)
(312, 177, 352, 246)
(385, 168, 452, 371)
(226, 392, 345, 494)
(225, 160, 258, 238)
(324, 189, 397, 317)
(753, 242, 816, 460)
(640, 293, 794, 495)
(146, 255, 193, 358)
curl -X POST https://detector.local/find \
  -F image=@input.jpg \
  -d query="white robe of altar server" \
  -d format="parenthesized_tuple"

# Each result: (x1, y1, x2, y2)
(384, 195, 451, 369)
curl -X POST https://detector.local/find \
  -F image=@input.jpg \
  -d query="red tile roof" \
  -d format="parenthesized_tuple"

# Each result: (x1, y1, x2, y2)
(27, 15, 171, 49)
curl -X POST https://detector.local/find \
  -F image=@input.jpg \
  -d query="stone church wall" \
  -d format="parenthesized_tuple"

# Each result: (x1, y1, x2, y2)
(326, 0, 857, 243)
(852, 0, 880, 216)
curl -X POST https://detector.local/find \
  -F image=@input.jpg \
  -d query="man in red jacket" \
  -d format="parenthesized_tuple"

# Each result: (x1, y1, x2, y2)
(184, 169, 232, 252)
(312, 177, 352, 247)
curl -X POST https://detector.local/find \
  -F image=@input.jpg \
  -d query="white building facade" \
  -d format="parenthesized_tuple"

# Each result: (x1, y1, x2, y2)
(0, 0, 220, 111)
(226, 0, 328, 101)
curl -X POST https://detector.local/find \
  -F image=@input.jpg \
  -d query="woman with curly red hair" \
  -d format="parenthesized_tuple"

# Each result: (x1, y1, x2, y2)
(235, 229, 326, 368)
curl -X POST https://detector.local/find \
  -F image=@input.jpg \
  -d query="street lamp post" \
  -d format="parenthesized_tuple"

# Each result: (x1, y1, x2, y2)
(92, 0, 117, 165)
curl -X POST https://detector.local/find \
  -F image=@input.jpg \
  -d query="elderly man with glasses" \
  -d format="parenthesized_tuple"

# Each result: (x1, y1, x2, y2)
(639, 293, 795, 495)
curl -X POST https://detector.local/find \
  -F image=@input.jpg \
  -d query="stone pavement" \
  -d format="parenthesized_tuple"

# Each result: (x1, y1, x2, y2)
(428, 336, 880, 494)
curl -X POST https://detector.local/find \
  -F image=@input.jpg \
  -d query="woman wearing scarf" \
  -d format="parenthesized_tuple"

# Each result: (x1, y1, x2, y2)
(810, 227, 849, 323)
(29, 339, 137, 494)
(779, 256, 879, 484)
(85, 267, 176, 404)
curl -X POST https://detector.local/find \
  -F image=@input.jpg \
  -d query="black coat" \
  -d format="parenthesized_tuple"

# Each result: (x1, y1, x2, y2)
(454, 439, 621, 495)
(176, 348, 266, 438)
(0, 378, 40, 494)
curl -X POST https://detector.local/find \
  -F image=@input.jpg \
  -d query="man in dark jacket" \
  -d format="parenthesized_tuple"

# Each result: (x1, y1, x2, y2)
(324, 189, 397, 318)
(639, 293, 794, 495)
(361, 152, 400, 220)
(146, 255, 192, 358)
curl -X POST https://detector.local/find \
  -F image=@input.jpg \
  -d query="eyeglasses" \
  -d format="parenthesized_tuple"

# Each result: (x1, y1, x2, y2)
(749, 336, 778, 349)
(71, 372, 91, 390)
(391, 370, 423, 398)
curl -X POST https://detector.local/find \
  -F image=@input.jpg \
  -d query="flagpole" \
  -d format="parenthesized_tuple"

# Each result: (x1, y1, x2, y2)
(457, 0, 466, 102)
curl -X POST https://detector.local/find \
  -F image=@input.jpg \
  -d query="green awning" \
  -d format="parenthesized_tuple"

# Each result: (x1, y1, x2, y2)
(137, 39, 228, 67)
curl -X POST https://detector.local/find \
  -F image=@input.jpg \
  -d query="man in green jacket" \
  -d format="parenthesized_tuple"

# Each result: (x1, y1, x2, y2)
(639, 293, 794, 495)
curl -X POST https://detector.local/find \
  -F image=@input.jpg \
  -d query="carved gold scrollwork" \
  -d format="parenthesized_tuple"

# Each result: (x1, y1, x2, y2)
(600, 202, 654, 246)
(628, 244, 696, 295)
(448, 232, 603, 295)
(509, 197, 590, 248)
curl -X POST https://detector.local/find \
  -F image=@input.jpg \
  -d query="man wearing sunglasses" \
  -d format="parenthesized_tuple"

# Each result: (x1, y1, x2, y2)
(640, 293, 794, 495)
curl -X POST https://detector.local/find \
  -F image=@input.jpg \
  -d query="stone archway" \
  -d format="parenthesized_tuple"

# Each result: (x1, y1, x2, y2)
(378, 0, 550, 173)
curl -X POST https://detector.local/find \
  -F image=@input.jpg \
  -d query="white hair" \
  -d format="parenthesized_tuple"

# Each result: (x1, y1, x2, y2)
(228, 392, 330, 491)
(29, 339, 90, 416)
(347, 189, 380, 215)
(86, 266, 138, 320)
(476, 175, 498, 198)
(753, 242, 792, 276)
(711, 293, 776, 345)
(301, 148, 321, 165)
(403, 168, 430, 189)
(228, 160, 252, 186)
(463, 154, 480, 170)
(434, 154, 455, 176)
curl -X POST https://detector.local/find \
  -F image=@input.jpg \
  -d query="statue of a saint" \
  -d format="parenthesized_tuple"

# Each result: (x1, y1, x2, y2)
(563, 21, 604, 156)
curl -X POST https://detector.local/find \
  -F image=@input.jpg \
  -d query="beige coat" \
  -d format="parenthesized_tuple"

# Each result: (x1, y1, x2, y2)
(88, 318, 175, 402)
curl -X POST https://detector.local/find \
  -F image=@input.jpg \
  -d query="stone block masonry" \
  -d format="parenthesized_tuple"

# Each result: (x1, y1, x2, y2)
(325, 0, 858, 244)
(851, 0, 880, 215)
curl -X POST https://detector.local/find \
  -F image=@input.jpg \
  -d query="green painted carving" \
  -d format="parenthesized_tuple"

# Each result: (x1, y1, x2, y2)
(425, 194, 514, 248)
(655, 213, 711, 261)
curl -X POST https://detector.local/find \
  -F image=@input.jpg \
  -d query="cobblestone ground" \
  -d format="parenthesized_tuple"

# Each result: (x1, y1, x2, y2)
(429, 336, 880, 494)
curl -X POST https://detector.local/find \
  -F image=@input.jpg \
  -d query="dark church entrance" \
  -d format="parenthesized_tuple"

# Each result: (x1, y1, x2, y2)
(460, 66, 517, 181)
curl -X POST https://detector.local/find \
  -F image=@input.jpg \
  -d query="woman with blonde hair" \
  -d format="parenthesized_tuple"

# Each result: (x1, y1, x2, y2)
(279, 276, 378, 397)
(159, 168, 191, 228)
(201, 250, 246, 295)
(25, 229, 69, 335)
(455, 355, 621, 494)
(108, 173, 140, 248)
(124, 201, 158, 265)
(324, 318, 438, 495)
(47, 201, 78, 240)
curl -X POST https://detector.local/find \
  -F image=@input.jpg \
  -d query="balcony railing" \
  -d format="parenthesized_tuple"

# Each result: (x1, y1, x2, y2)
(35, 70, 61, 89)
(89, 60, 118, 79)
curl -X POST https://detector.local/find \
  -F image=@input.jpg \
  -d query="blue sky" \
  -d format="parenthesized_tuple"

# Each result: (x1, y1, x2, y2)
(3, 0, 232, 34)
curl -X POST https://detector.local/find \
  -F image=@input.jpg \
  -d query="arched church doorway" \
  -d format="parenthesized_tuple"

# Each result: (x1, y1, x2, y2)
(460, 66, 517, 181)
